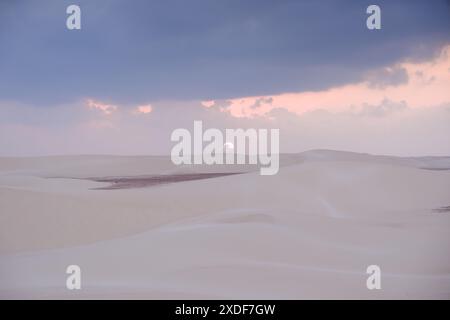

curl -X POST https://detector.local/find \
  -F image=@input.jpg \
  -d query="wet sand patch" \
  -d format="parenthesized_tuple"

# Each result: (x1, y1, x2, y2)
(432, 206, 450, 213)
(89, 172, 242, 190)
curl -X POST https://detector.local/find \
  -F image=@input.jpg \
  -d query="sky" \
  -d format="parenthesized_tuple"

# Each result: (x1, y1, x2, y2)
(0, 0, 450, 156)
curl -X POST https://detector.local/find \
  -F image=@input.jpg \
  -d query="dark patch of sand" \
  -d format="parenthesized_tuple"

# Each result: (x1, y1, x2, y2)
(89, 172, 242, 190)
(432, 206, 450, 213)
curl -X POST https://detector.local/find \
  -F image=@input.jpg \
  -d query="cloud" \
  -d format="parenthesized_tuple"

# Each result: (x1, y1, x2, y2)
(86, 99, 118, 115)
(352, 99, 408, 118)
(1, 96, 450, 157)
(365, 66, 409, 89)
(206, 45, 450, 118)
(132, 104, 153, 115)
(201, 99, 233, 113)
(201, 100, 215, 108)
(1, 0, 449, 105)
(249, 97, 273, 109)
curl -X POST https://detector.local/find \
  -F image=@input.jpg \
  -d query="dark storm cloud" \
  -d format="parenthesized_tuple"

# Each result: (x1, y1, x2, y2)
(0, 0, 449, 106)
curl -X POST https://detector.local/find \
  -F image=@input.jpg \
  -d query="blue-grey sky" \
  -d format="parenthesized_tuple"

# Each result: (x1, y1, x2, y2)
(1, 0, 449, 106)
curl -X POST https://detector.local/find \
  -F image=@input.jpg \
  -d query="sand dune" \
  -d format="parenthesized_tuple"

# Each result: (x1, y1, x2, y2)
(0, 150, 449, 299)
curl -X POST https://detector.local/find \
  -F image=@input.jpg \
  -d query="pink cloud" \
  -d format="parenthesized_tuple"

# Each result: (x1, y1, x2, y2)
(132, 104, 153, 115)
(201, 100, 215, 108)
(86, 99, 118, 115)
(203, 45, 450, 118)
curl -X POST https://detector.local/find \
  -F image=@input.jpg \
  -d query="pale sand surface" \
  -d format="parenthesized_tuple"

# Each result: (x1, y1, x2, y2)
(0, 150, 449, 299)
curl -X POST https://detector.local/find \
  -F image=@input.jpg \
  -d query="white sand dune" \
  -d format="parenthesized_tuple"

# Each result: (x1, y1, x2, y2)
(0, 150, 449, 299)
